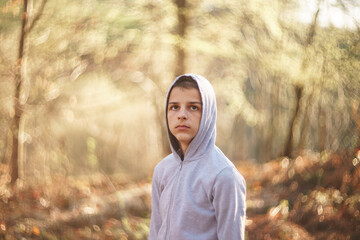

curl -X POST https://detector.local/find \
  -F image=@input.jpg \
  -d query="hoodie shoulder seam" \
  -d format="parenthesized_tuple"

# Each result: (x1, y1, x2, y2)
(211, 165, 236, 191)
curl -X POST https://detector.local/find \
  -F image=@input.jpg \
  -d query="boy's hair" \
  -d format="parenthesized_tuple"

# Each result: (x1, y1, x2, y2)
(172, 76, 198, 89)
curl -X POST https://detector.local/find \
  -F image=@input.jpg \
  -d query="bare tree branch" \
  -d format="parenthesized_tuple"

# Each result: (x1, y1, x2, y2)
(305, 8, 320, 47)
(26, 0, 48, 33)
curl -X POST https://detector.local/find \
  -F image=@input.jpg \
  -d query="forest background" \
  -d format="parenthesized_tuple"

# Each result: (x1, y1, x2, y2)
(0, 0, 360, 239)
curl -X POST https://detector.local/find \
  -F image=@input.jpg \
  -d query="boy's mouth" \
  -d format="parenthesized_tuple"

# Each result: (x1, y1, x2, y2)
(176, 125, 190, 129)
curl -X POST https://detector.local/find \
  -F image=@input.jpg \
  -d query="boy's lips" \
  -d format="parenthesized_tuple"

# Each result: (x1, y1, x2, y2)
(176, 125, 190, 129)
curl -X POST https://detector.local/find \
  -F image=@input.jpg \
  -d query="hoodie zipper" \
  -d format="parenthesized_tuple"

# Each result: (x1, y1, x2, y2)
(165, 160, 183, 240)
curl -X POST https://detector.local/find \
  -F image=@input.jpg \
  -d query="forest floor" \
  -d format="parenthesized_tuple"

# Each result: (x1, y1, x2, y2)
(0, 150, 359, 240)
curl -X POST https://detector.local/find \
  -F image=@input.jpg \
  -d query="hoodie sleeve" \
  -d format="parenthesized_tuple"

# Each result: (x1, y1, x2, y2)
(212, 166, 246, 240)
(149, 168, 161, 240)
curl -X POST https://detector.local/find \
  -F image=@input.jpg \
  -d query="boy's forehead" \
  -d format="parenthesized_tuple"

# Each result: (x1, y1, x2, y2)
(169, 87, 202, 100)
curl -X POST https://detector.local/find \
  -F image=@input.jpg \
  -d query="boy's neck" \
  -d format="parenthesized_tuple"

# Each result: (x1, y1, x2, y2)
(180, 144, 188, 156)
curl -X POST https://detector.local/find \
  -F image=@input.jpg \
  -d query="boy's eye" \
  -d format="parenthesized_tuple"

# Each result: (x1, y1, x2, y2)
(170, 105, 179, 110)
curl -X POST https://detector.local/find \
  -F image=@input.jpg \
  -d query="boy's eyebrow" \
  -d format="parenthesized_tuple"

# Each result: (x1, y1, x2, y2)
(189, 101, 202, 105)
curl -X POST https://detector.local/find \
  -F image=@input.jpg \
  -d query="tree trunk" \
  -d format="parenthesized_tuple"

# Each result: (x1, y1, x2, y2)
(299, 87, 316, 151)
(261, 77, 277, 162)
(10, 0, 47, 184)
(283, 85, 302, 158)
(318, 104, 327, 152)
(229, 114, 246, 161)
(351, 100, 360, 152)
(10, 0, 29, 184)
(294, 8, 320, 155)
(174, 0, 187, 76)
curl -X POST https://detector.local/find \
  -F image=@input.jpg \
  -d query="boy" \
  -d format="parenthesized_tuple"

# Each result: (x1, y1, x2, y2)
(149, 74, 246, 240)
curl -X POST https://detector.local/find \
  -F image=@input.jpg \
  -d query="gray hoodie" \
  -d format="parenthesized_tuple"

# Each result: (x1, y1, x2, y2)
(149, 74, 246, 240)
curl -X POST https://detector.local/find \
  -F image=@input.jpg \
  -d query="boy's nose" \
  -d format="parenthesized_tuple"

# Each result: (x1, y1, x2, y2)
(178, 109, 187, 119)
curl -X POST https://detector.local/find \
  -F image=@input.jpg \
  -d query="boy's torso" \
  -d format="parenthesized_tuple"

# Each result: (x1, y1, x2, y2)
(155, 147, 234, 240)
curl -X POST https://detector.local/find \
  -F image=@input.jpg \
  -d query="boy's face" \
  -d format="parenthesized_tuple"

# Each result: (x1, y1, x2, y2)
(167, 87, 202, 153)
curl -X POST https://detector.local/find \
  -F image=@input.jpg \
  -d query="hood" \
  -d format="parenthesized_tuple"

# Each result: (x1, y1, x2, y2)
(165, 74, 217, 161)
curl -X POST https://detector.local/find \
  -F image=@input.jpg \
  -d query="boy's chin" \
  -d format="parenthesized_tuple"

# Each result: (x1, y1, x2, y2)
(175, 137, 195, 146)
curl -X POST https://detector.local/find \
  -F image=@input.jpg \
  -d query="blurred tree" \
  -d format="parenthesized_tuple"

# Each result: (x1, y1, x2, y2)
(284, 85, 303, 157)
(7, 0, 47, 184)
(284, 8, 319, 158)
(174, 0, 188, 76)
